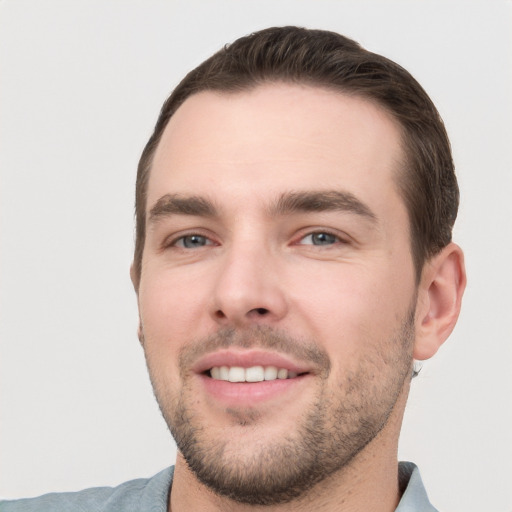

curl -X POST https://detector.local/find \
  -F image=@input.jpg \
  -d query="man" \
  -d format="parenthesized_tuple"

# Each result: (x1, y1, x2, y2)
(2, 26, 466, 512)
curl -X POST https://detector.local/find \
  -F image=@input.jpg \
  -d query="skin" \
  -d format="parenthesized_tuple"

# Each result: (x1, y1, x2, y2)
(132, 84, 466, 512)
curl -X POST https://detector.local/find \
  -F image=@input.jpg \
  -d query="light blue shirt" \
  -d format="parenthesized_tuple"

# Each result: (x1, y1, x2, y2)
(0, 462, 438, 511)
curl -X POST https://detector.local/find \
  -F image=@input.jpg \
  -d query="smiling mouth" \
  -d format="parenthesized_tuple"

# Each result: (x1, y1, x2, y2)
(208, 366, 308, 382)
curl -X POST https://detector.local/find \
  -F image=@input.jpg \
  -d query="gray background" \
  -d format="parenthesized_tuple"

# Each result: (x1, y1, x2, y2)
(1, 1, 511, 511)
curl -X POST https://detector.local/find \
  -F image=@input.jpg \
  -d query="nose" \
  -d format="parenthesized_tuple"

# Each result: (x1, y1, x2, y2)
(210, 241, 288, 327)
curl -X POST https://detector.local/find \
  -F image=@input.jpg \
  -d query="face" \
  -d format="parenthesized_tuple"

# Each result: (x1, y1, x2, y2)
(136, 84, 418, 504)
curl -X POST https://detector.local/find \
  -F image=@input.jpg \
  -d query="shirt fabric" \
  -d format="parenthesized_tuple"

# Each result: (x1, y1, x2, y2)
(0, 461, 438, 511)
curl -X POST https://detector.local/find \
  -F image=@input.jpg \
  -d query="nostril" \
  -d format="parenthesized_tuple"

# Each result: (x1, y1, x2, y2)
(213, 307, 270, 321)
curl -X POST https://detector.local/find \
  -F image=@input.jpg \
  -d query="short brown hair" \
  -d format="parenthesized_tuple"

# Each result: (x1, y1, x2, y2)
(133, 26, 458, 284)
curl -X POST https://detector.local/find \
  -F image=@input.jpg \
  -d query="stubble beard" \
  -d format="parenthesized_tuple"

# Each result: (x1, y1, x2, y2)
(146, 315, 415, 506)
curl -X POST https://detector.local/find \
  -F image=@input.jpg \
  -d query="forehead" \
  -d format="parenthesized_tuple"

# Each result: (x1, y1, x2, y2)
(148, 83, 405, 218)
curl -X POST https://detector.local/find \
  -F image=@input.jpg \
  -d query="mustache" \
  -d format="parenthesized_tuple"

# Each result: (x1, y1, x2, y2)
(178, 325, 331, 377)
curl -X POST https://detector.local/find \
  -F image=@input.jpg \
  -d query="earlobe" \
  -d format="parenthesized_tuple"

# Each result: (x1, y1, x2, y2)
(413, 243, 466, 360)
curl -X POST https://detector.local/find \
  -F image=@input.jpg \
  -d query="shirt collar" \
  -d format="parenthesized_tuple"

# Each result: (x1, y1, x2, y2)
(395, 462, 438, 512)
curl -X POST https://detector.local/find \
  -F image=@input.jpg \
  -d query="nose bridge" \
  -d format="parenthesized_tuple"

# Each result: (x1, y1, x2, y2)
(211, 233, 287, 325)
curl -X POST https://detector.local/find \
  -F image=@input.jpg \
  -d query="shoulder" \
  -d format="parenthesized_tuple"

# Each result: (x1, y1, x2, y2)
(0, 467, 174, 512)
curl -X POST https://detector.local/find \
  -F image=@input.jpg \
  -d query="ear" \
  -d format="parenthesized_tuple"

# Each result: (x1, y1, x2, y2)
(130, 263, 139, 294)
(137, 323, 145, 347)
(413, 243, 466, 360)
(129, 263, 145, 347)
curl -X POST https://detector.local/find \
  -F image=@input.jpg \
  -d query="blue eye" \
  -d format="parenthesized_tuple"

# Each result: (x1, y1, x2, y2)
(300, 232, 339, 246)
(175, 235, 211, 248)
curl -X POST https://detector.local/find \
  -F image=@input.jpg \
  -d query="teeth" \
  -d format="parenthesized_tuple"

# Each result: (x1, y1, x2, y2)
(246, 366, 264, 382)
(277, 368, 288, 379)
(228, 367, 246, 382)
(219, 366, 229, 380)
(209, 365, 300, 382)
(264, 366, 278, 380)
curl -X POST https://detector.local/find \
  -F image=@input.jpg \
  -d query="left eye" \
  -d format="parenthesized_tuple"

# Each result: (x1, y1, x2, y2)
(173, 235, 212, 249)
(299, 232, 340, 246)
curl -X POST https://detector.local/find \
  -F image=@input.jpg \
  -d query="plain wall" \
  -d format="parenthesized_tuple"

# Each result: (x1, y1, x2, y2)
(1, 1, 511, 511)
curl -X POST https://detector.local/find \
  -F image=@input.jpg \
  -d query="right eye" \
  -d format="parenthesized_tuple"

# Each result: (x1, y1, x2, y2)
(172, 234, 214, 249)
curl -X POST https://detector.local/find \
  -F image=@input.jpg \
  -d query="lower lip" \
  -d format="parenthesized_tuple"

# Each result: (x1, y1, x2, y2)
(199, 374, 309, 406)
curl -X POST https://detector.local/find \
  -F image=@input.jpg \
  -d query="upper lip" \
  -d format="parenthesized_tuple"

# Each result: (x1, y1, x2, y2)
(192, 349, 313, 375)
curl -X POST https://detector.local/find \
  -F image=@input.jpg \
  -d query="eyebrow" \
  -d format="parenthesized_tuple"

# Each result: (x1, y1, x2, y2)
(270, 190, 377, 221)
(147, 190, 377, 224)
(148, 194, 218, 224)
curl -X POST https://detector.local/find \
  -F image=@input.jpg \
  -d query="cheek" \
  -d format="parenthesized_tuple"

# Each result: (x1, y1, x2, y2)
(288, 262, 414, 354)
(138, 269, 212, 357)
